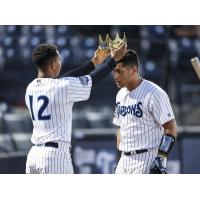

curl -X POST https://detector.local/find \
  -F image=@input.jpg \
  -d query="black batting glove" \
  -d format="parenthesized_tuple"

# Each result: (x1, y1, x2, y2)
(150, 155, 167, 174)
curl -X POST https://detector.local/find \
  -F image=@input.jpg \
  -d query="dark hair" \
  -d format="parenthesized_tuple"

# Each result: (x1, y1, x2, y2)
(32, 43, 58, 68)
(116, 50, 140, 67)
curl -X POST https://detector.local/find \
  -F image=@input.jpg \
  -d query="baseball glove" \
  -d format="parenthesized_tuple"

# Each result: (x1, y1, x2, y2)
(150, 155, 167, 174)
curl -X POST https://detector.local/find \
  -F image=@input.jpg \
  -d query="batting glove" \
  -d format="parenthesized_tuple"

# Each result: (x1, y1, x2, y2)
(150, 155, 167, 174)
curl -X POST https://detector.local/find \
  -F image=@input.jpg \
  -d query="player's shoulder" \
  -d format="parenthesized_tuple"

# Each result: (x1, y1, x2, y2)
(118, 87, 127, 93)
(116, 87, 128, 97)
(60, 75, 91, 85)
(26, 78, 38, 90)
(144, 79, 168, 97)
(60, 76, 79, 84)
(26, 78, 67, 91)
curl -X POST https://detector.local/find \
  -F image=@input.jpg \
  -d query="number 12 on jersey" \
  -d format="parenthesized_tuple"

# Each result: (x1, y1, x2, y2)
(29, 95, 51, 120)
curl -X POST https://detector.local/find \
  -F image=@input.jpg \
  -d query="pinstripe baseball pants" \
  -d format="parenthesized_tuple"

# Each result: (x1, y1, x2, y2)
(26, 141, 74, 174)
(115, 148, 162, 174)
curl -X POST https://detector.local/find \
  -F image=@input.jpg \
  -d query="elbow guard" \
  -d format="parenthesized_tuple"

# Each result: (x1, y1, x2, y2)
(158, 134, 176, 157)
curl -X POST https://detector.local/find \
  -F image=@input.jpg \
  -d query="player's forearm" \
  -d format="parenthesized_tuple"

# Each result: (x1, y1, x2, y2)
(163, 119, 178, 138)
(90, 56, 116, 88)
(62, 61, 95, 77)
(158, 119, 177, 157)
(150, 119, 177, 173)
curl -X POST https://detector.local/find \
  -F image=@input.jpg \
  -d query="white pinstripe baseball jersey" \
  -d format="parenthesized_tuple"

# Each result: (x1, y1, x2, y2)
(25, 75, 92, 145)
(113, 79, 175, 152)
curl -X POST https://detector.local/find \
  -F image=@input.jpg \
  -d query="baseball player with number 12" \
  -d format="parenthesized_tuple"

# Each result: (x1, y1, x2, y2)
(25, 42, 126, 174)
(113, 50, 178, 174)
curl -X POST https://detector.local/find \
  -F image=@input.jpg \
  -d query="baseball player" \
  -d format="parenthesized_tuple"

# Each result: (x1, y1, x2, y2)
(25, 42, 126, 174)
(113, 50, 178, 174)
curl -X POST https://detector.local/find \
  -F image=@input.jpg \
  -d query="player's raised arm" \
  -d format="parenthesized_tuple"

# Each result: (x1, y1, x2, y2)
(91, 47, 110, 66)
(63, 43, 126, 104)
(90, 42, 127, 88)
(62, 47, 110, 77)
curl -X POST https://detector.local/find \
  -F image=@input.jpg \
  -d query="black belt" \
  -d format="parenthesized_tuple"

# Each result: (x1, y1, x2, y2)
(35, 142, 58, 148)
(123, 149, 148, 156)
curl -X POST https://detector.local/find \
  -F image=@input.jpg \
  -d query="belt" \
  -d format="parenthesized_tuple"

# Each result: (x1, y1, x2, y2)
(123, 149, 148, 156)
(35, 142, 58, 148)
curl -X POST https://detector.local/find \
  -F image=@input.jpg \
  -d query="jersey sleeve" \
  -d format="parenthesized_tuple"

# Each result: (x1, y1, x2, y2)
(113, 93, 120, 126)
(62, 75, 92, 103)
(149, 89, 175, 125)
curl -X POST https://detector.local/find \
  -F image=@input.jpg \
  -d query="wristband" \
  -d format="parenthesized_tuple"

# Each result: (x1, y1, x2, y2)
(158, 134, 176, 156)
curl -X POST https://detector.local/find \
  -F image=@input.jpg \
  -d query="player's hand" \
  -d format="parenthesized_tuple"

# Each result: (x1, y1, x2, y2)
(91, 47, 110, 66)
(150, 155, 167, 174)
(110, 42, 127, 62)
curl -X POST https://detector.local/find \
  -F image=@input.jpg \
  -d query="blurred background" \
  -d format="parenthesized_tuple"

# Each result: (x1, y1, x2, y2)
(0, 25, 200, 173)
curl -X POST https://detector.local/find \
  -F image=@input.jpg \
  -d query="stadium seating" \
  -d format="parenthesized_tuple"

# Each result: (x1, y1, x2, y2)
(11, 132, 32, 151)
(0, 134, 15, 153)
(0, 112, 32, 152)
(3, 113, 32, 133)
(0, 25, 200, 127)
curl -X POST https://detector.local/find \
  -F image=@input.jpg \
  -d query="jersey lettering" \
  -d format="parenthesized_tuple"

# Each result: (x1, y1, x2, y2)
(38, 95, 51, 120)
(29, 95, 51, 121)
(116, 101, 143, 118)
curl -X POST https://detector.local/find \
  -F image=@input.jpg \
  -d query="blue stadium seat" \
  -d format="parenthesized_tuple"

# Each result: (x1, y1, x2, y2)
(0, 26, 6, 35)
(45, 25, 55, 36)
(85, 49, 95, 59)
(6, 25, 17, 35)
(31, 36, 40, 47)
(19, 47, 31, 60)
(142, 25, 169, 41)
(20, 26, 31, 35)
(5, 48, 15, 59)
(45, 36, 55, 44)
(70, 36, 80, 48)
(56, 25, 69, 35)
(18, 35, 29, 47)
(112, 25, 141, 40)
(60, 49, 72, 64)
(140, 26, 169, 58)
(84, 37, 96, 48)
(174, 38, 199, 71)
(56, 37, 68, 47)
(3, 36, 14, 47)
(177, 37, 198, 57)
(142, 59, 163, 84)
(31, 25, 44, 35)
(79, 37, 96, 50)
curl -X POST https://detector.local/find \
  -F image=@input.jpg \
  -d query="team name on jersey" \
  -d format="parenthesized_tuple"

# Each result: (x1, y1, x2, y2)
(115, 102, 143, 118)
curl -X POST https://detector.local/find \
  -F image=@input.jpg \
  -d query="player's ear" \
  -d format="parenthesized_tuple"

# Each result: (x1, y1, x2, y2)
(50, 59, 57, 70)
(48, 63, 54, 73)
(131, 66, 137, 74)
